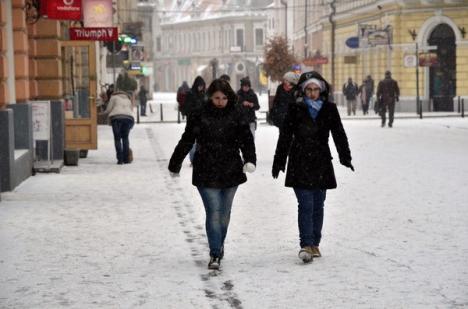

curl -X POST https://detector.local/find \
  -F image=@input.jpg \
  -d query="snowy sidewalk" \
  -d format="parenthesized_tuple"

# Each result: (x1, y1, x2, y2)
(1, 118, 468, 308)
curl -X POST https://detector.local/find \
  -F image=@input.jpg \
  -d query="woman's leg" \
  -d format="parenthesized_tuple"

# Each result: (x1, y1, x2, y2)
(111, 119, 124, 163)
(219, 186, 238, 246)
(121, 118, 134, 163)
(293, 188, 326, 248)
(197, 187, 224, 258)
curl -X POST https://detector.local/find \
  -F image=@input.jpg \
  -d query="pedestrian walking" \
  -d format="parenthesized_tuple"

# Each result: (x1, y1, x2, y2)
(272, 71, 354, 263)
(376, 71, 400, 128)
(138, 85, 148, 116)
(168, 79, 256, 270)
(101, 90, 135, 164)
(358, 75, 374, 115)
(176, 81, 190, 118)
(237, 77, 260, 138)
(270, 71, 299, 129)
(342, 77, 359, 116)
(184, 76, 206, 164)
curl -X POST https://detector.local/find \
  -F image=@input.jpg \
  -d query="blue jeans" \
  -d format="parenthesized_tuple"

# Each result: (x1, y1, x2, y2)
(293, 188, 327, 248)
(197, 186, 238, 257)
(111, 118, 134, 163)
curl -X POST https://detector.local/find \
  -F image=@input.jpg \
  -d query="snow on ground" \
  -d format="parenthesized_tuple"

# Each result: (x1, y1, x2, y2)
(1, 117, 468, 308)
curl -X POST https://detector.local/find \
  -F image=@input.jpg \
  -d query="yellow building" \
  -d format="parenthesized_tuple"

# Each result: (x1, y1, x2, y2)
(294, 0, 468, 112)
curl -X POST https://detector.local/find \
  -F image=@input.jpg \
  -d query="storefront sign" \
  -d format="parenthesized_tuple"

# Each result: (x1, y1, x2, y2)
(303, 56, 329, 66)
(69, 27, 118, 41)
(345, 37, 360, 49)
(32, 101, 51, 141)
(83, 0, 113, 27)
(40, 0, 82, 20)
(419, 52, 438, 67)
(344, 56, 358, 64)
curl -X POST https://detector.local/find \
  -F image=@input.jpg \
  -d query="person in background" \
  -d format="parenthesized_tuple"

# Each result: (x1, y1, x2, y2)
(270, 71, 300, 130)
(272, 71, 353, 264)
(342, 77, 359, 116)
(219, 74, 231, 83)
(138, 85, 148, 116)
(184, 76, 206, 164)
(168, 79, 256, 270)
(176, 81, 190, 118)
(377, 71, 400, 128)
(237, 77, 260, 138)
(101, 90, 135, 164)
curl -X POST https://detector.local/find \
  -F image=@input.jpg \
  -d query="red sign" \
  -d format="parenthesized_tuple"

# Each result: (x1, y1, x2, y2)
(69, 27, 118, 41)
(40, 0, 82, 21)
(419, 52, 438, 67)
(303, 56, 329, 66)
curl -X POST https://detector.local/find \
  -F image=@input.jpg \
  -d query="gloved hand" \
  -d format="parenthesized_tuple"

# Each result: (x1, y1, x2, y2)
(340, 159, 355, 172)
(242, 162, 256, 173)
(169, 172, 180, 178)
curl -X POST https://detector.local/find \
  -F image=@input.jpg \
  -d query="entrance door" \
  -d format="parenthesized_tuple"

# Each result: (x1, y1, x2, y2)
(428, 24, 456, 112)
(61, 41, 97, 150)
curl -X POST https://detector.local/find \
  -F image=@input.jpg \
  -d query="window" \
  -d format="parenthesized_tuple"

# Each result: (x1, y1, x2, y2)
(156, 37, 161, 52)
(236, 28, 244, 50)
(255, 28, 264, 46)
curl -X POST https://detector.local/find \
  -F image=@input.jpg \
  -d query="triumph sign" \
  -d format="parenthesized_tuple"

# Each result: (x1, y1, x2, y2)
(69, 27, 118, 41)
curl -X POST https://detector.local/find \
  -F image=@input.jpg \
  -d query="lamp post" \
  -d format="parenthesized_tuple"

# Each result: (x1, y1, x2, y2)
(409, 29, 422, 119)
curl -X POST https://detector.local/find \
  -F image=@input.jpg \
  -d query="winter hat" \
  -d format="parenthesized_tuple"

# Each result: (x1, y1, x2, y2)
(301, 78, 324, 92)
(283, 72, 300, 85)
(240, 77, 251, 87)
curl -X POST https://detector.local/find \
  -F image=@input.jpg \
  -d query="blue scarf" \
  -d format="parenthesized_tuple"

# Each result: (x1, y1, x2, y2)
(304, 97, 323, 120)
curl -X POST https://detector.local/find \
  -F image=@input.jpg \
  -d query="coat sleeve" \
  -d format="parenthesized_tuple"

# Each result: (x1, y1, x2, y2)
(330, 104, 352, 164)
(168, 113, 199, 173)
(103, 96, 116, 115)
(272, 102, 296, 171)
(252, 93, 260, 111)
(237, 116, 256, 165)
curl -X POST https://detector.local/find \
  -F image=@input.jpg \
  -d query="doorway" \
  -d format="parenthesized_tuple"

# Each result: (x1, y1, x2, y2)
(428, 23, 456, 111)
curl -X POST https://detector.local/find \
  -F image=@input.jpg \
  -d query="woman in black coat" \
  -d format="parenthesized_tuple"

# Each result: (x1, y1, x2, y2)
(169, 79, 256, 270)
(272, 71, 354, 263)
(184, 76, 206, 163)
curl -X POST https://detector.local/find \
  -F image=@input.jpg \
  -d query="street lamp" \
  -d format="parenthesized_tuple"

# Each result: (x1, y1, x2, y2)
(409, 29, 422, 119)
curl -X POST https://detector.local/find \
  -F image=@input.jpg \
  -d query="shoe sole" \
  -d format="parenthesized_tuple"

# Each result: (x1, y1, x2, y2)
(208, 263, 220, 270)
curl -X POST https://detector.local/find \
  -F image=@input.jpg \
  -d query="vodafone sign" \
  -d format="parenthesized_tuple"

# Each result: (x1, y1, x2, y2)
(40, 0, 82, 21)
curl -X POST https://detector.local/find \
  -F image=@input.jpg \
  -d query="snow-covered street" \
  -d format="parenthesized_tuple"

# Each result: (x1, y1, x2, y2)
(1, 117, 468, 308)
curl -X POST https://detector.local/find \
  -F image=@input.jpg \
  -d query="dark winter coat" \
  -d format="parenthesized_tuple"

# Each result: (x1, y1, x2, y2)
(270, 84, 296, 129)
(377, 77, 400, 106)
(184, 77, 206, 117)
(237, 89, 260, 123)
(343, 82, 359, 100)
(273, 72, 352, 190)
(168, 101, 256, 188)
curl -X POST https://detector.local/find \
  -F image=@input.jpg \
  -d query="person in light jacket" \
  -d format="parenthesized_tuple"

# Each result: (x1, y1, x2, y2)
(272, 71, 354, 263)
(102, 90, 135, 164)
(168, 79, 256, 270)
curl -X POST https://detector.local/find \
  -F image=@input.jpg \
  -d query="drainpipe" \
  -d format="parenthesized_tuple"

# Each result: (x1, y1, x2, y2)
(329, 0, 336, 91)
(280, 0, 287, 40)
(304, 0, 308, 58)
(5, 0, 16, 103)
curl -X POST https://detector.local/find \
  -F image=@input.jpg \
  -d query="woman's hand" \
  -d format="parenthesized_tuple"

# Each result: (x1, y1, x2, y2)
(243, 162, 256, 173)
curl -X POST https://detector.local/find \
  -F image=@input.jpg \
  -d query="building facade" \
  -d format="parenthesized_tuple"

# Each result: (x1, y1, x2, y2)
(155, 0, 272, 91)
(291, 0, 468, 112)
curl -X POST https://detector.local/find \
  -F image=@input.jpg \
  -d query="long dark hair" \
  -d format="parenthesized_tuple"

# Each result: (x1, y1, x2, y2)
(206, 79, 238, 106)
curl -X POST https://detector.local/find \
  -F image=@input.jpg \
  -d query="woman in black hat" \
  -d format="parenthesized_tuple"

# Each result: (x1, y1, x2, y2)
(272, 71, 354, 263)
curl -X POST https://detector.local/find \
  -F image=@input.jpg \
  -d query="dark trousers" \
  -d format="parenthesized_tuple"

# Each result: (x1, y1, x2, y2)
(380, 101, 395, 126)
(111, 118, 134, 163)
(293, 188, 327, 248)
(362, 97, 371, 114)
(140, 101, 147, 116)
